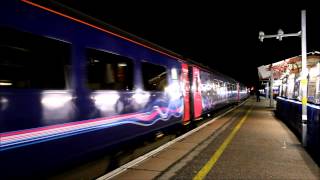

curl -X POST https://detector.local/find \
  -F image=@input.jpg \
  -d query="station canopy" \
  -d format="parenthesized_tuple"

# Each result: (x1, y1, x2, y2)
(258, 51, 320, 81)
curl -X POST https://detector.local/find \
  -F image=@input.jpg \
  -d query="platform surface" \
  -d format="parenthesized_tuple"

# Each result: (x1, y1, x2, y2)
(108, 97, 319, 180)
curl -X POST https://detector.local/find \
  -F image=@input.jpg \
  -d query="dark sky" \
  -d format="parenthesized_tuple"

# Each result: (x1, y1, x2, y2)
(53, 0, 320, 87)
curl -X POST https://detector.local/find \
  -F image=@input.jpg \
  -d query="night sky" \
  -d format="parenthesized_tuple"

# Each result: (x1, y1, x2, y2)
(53, 1, 320, 88)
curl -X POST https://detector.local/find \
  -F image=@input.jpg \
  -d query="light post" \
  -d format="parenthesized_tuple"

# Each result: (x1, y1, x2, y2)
(259, 10, 308, 147)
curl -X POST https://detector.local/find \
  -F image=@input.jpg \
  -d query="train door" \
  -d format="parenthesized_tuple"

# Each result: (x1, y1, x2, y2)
(183, 65, 203, 122)
(192, 66, 203, 119)
(181, 64, 190, 124)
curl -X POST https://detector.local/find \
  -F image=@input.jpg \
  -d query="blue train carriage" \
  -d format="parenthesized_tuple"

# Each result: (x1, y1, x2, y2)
(198, 68, 239, 115)
(0, 0, 188, 177)
(276, 53, 320, 164)
(185, 61, 248, 122)
(0, 0, 249, 178)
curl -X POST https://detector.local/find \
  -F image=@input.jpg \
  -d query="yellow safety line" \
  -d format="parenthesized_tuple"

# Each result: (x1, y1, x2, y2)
(193, 105, 253, 180)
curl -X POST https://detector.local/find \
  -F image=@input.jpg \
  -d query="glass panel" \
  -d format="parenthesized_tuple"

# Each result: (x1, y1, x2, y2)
(86, 48, 133, 91)
(0, 27, 70, 89)
(141, 62, 167, 91)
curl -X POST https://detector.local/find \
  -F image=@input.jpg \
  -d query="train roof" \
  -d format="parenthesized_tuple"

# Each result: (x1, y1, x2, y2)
(25, 0, 185, 61)
(257, 51, 320, 80)
(22, 0, 243, 85)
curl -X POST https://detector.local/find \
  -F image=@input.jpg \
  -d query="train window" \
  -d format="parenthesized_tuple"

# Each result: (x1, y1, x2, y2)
(281, 78, 287, 97)
(0, 27, 70, 89)
(227, 84, 232, 91)
(308, 65, 320, 103)
(308, 76, 317, 103)
(293, 77, 300, 99)
(141, 62, 167, 91)
(315, 77, 320, 104)
(287, 74, 295, 99)
(86, 48, 133, 91)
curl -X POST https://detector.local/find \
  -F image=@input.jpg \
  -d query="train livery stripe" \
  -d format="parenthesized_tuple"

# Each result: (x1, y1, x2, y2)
(2, 112, 145, 137)
(0, 106, 182, 151)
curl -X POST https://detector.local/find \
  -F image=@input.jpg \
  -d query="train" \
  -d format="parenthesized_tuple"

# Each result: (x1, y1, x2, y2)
(0, 0, 249, 178)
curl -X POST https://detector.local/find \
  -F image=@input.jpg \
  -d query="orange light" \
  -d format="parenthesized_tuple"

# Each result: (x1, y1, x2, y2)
(21, 0, 184, 62)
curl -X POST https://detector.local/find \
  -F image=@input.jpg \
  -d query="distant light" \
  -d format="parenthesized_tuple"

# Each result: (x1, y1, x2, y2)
(0, 82, 12, 86)
(118, 63, 127, 67)
(0, 97, 9, 111)
(133, 88, 150, 104)
(0, 97, 8, 104)
(171, 68, 178, 80)
(309, 64, 319, 77)
(41, 93, 72, 109)
(92, 92, 120, 111)
(165, 82, 182, 100)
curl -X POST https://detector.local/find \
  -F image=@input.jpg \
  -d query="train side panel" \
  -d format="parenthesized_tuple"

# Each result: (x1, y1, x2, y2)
(198, 68, 241, 115)
(0, 1, 184, 177)
(0, 1, 249, 178)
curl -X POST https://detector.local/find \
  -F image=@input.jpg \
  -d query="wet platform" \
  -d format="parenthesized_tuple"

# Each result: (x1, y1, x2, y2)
(99, 97, 319, 180)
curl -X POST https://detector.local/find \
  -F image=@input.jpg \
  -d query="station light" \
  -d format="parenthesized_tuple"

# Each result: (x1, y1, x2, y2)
(259, 31, 265, 42)
(276, 29, 284, 41)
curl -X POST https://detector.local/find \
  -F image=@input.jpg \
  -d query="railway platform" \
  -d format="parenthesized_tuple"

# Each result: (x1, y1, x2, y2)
(99, 97, 319, 180)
